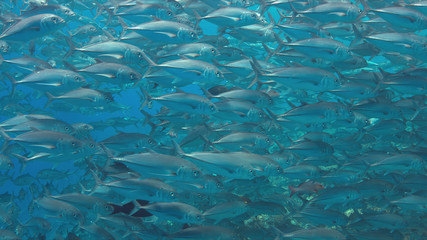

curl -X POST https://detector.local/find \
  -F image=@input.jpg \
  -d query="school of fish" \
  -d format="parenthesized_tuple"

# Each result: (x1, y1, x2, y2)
(0, 0, 427, 239)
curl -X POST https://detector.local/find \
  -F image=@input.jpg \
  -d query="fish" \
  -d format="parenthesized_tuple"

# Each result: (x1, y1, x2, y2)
(141, 88, 218, 115)
(6, 68, 86, 96)
(113, 150, 202, 181)
(275, 227, 346, 240)
(288, 181, 324, 197)
(0, 14, 65, 41)
(198, 7, 264, 27)
(134, 201, 203, 223)
(125, 20, 198, 44)
(66, 40, 146, 64)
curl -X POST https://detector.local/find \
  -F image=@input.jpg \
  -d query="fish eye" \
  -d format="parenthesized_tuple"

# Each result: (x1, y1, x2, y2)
(190, 32, 195, 38)
(259, 112, 264, 118)
(7, 163, 13, 167)
(74, 76, 80, 81)
(167, 11, 172, 16)
(148, 139, 154, 144)
(129, 73, 135, 79)
(251, 13, 257, 18)
(51, 17, 58, 23)
(193, 170, 199, 176)
(65, 126, 70, 131)
(90, 27, 96, 31)
(65, 9, 69, 14)
(265, 138, 270, 143)
(209, 105, 216, 111)
(170, 192, 175, 197)
(89, 143, 95, 148)
(137, 52, 143, 58)
(215, 71, 221, 77)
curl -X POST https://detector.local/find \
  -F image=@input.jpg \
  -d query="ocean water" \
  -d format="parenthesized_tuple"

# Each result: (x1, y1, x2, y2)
(0, 0, 427, 239)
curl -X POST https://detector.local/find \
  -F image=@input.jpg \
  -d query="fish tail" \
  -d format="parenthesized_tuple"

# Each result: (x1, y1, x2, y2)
(193, 10, 202, 31)
(117, 17, 128, 40)
(140, 51, 157, 68)
(63, 60, 78, 72)
(3, 72, 16, 97)
(262, 43, 274, 62)
(350, 24, 364, 48)
(11, 153, 27, 174)
(258, 0, 268, 15)
(171, 138, 185, 156)
(0, 128, 11, 154)
(64, 36, 75, 59)
(248, 57, 263, 89)
(138, 87, 152, 111)
(93, 0, 106, 20)
(201, 87, 214, 99)
(276, 8, 288, 25)
(288, 185, 296, 197)
(272, 32, 288, 54)
(288, 2, 298, 23)
(357, 0, 370, 22)
(44, 92, 56, 108)
(139, 109, 152, 127)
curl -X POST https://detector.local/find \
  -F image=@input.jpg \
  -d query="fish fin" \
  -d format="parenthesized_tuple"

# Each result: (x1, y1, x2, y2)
(28, 26, 41, 31)
(32, 144, 57, 150)
(63, 61, 79, 72)
(35, 82, 63, 86)
(327, 12, 347, 17)
(155, 31, 177, 38)
(224, 16, 241, 22)
(98, 53, 124, 59)
(396, 43, 412, 48)
(230, 111, 247, 117)
(185, 70, 203, 76)
(96, 73, 116, 79)
(182, 53, 200, 58)
(175, 88, 185, 93)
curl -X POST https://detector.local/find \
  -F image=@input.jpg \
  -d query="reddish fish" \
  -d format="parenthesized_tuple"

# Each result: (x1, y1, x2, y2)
(288, 181, 324, 197)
